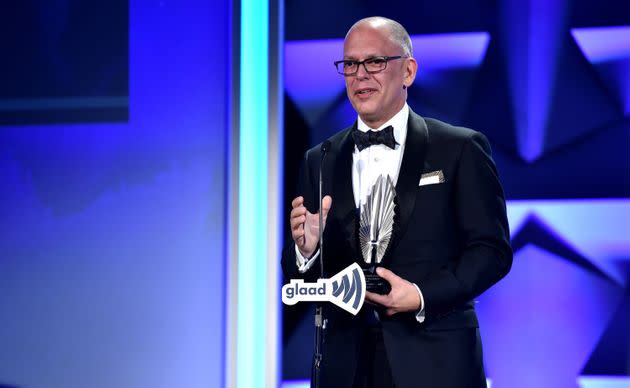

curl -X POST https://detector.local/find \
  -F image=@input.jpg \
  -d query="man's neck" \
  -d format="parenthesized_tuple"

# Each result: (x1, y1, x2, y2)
(357, 103, 408, 132)
(359, 101, 407, 130)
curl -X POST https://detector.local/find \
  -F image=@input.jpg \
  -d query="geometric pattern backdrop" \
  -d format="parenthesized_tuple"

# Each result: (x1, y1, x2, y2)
(282, 1, 630, 386)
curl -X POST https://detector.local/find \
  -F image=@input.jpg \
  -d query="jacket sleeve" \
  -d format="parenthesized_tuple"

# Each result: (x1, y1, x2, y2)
(419, 132, 513, 317)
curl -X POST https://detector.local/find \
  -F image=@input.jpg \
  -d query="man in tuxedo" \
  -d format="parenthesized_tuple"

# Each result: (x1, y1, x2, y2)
(282, 16, 512, 388)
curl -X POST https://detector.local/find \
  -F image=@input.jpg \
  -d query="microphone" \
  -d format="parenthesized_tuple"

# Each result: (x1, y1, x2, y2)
(313, 139, 331, 388)
(318, 140, 331, 279)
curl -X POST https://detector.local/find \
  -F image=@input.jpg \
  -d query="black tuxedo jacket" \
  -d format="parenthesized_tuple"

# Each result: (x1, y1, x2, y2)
(282, 110, 512, 388)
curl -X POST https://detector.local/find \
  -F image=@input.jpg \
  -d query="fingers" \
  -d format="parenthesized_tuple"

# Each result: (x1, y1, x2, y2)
(290, 207, 306, 224)
(290, 197, 306, 242)
(290, 197, 306, 223)
(365, 291, 389, 306)
(291, 196, 304, 208)
(366, 291, 397, 316)
(290, 207, 306, 231)
(291, 220, 305, 238)
(291, 196, 333, 224)
(291, 196, 332, 213)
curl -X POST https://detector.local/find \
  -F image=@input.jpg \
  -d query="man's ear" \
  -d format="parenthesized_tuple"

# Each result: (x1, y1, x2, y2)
(403, 57, 418, 88)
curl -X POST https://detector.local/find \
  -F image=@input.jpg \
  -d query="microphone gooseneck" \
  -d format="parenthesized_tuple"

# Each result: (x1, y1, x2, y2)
(313, 139, 331, 388)
(318, 140, 331, 279)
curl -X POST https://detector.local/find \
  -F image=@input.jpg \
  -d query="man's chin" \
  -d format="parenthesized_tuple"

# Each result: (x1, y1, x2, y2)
(354, 105, 379, 121)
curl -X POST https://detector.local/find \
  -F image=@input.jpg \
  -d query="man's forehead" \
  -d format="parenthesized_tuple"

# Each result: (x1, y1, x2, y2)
(343, 27, 397, 57)
(342, 51, 383, 60)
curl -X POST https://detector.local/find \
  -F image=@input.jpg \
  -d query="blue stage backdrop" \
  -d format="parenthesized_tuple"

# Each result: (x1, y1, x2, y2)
(0, 1, 229, 387)
(282, 1, 630, 387)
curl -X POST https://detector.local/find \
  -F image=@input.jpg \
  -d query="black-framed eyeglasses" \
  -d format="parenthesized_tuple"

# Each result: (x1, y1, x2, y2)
(334, 56, 405, 76)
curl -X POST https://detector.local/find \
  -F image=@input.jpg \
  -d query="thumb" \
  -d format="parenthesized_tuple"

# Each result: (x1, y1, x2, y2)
(321, 195, 333, 220)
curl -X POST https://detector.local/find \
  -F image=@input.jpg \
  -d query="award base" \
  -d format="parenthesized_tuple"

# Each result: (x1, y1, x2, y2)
(363, 266, 391, 295)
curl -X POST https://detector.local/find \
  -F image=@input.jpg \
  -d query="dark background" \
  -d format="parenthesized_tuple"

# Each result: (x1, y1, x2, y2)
(0, 1, 128, 125)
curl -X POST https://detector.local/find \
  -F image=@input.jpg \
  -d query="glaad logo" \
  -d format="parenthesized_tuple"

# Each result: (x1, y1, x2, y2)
(282, 263, 365, 315)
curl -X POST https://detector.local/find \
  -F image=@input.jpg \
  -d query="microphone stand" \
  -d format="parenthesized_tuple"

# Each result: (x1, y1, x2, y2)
(311, 140, 330, 388)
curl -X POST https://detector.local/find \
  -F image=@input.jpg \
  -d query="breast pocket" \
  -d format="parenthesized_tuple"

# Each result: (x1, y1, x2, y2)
(405, 181, 454, 241)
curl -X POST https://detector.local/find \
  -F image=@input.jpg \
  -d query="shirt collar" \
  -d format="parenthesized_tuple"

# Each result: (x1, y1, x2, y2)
(356, 103, 409, 149)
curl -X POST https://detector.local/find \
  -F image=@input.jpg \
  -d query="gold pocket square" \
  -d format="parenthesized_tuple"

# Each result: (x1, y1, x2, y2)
(418, 170, 445, 186)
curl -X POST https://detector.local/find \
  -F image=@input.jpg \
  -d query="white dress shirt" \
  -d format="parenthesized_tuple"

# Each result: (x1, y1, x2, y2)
(295, 103, 425, 322)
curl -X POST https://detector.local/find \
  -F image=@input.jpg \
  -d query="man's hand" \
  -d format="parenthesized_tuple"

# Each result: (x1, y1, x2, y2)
(290, 195, 332, 258)
(365, 267, 422, 316)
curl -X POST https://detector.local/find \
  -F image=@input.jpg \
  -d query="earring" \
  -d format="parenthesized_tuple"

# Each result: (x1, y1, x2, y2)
(402, 85, 407, 90)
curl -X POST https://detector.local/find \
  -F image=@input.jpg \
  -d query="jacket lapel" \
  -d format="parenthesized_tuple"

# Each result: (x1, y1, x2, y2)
(394, 110, 428, 241)
(330, 123, 359, 255)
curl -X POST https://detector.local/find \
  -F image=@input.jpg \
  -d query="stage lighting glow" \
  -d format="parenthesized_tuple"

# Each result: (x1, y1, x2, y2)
(237, 0, 269, 387)
(578, 376, 630, 387)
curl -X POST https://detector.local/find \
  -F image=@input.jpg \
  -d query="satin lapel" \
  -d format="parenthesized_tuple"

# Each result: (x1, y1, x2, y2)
(331, 123, 359, 255)
(395, 110, 428, 241)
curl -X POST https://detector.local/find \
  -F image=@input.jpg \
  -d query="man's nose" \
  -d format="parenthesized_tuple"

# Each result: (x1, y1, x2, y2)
(354, 63, 370, 79)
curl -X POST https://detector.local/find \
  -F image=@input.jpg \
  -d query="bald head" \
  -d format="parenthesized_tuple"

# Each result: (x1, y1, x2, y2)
(346, 17, 413, 57)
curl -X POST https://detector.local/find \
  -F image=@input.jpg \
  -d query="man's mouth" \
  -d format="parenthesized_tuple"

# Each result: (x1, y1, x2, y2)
(355, 88, 377, 97)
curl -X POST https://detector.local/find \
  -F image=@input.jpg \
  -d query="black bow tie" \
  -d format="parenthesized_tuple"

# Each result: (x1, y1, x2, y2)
(352, 125, 398, 151)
